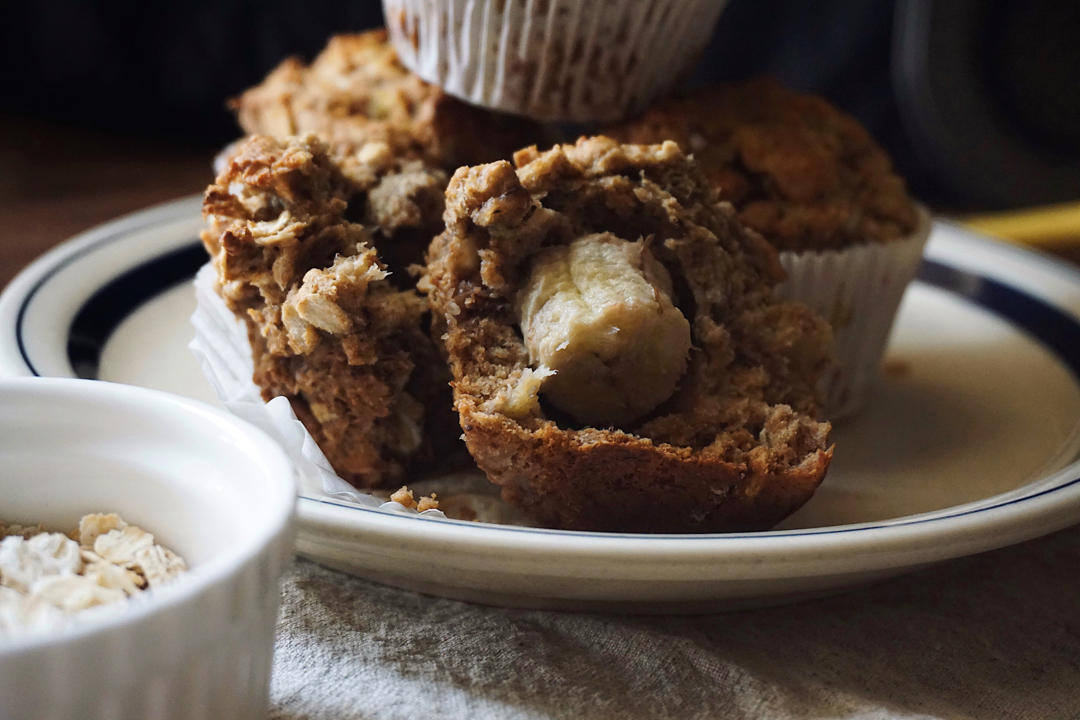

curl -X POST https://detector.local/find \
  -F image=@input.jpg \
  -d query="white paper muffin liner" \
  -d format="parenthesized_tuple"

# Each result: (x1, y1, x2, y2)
(383, 0, 729, 122)
(774, 207, 932, 419)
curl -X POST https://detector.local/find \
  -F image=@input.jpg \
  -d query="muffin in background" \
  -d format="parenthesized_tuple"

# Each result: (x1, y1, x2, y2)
(383, 0, 728, 122)
(231, 29, 540, 171)
(609, 79, 930, 418)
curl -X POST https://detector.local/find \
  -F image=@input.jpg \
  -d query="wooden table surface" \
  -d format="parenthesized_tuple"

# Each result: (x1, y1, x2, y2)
(0, 118, 216, 287)
(2, 116, 1077, 289)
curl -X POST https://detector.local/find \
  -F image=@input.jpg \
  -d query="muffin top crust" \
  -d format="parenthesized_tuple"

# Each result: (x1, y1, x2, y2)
(608, 78, 918, 251)
(231, 29, 540, 172)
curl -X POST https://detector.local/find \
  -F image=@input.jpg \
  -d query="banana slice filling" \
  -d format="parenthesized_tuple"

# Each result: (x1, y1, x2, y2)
(515, 232, 692, 426)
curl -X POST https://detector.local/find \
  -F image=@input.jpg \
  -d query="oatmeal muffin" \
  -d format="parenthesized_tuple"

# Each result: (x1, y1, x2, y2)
(426, 136, 834, 533)
(202, 133, 457, 488)
(231, 29, 539, 172)
(609, 79, 930, 417)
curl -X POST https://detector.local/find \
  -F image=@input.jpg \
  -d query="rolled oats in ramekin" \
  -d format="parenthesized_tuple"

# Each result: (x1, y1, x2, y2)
(0, 377, 296, 720)
(383, 0, 729, 122)
(0, 514, 186, 636)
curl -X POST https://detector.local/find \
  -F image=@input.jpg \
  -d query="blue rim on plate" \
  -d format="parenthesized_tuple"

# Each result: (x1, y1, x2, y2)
(5, 202, 1080, 542)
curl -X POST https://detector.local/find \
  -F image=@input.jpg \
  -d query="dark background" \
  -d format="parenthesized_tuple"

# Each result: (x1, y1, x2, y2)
(1, 0, 1078, 210)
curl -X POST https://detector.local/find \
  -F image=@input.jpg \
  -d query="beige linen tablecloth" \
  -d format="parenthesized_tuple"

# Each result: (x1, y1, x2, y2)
(269, 525, 1080, 720)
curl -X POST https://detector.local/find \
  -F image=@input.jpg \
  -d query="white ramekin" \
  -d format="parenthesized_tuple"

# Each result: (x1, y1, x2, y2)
(383, 0, 729, 122)
(0, 378, 296, 720)
(774, 206, 932, 419)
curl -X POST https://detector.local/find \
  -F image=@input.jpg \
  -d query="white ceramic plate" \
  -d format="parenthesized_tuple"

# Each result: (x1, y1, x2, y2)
(2, 196, 1079, 612)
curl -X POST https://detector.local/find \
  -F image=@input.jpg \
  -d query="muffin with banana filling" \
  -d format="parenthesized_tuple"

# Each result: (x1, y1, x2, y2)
(426, 136, 835, 533)
(202, 133, 456, 488)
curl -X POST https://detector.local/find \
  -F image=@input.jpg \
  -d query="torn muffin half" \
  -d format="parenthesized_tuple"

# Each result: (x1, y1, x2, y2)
(202, 133, 458, 487)
(425, 136, 835, 533)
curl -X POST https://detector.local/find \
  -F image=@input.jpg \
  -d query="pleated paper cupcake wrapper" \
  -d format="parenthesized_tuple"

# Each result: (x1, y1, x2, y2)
(188, 264, 448, 520)
(383, 0, 729, 122)
(775, 208, 932, 419)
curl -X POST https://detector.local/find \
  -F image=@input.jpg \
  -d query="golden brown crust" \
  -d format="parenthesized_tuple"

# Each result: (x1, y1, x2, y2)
(427, 136, 834, 532)
(202, 134, 457, 488)
(231, 29, 541, 172)
(457, 409, 830, 533)
(607, 78, 918, 251)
